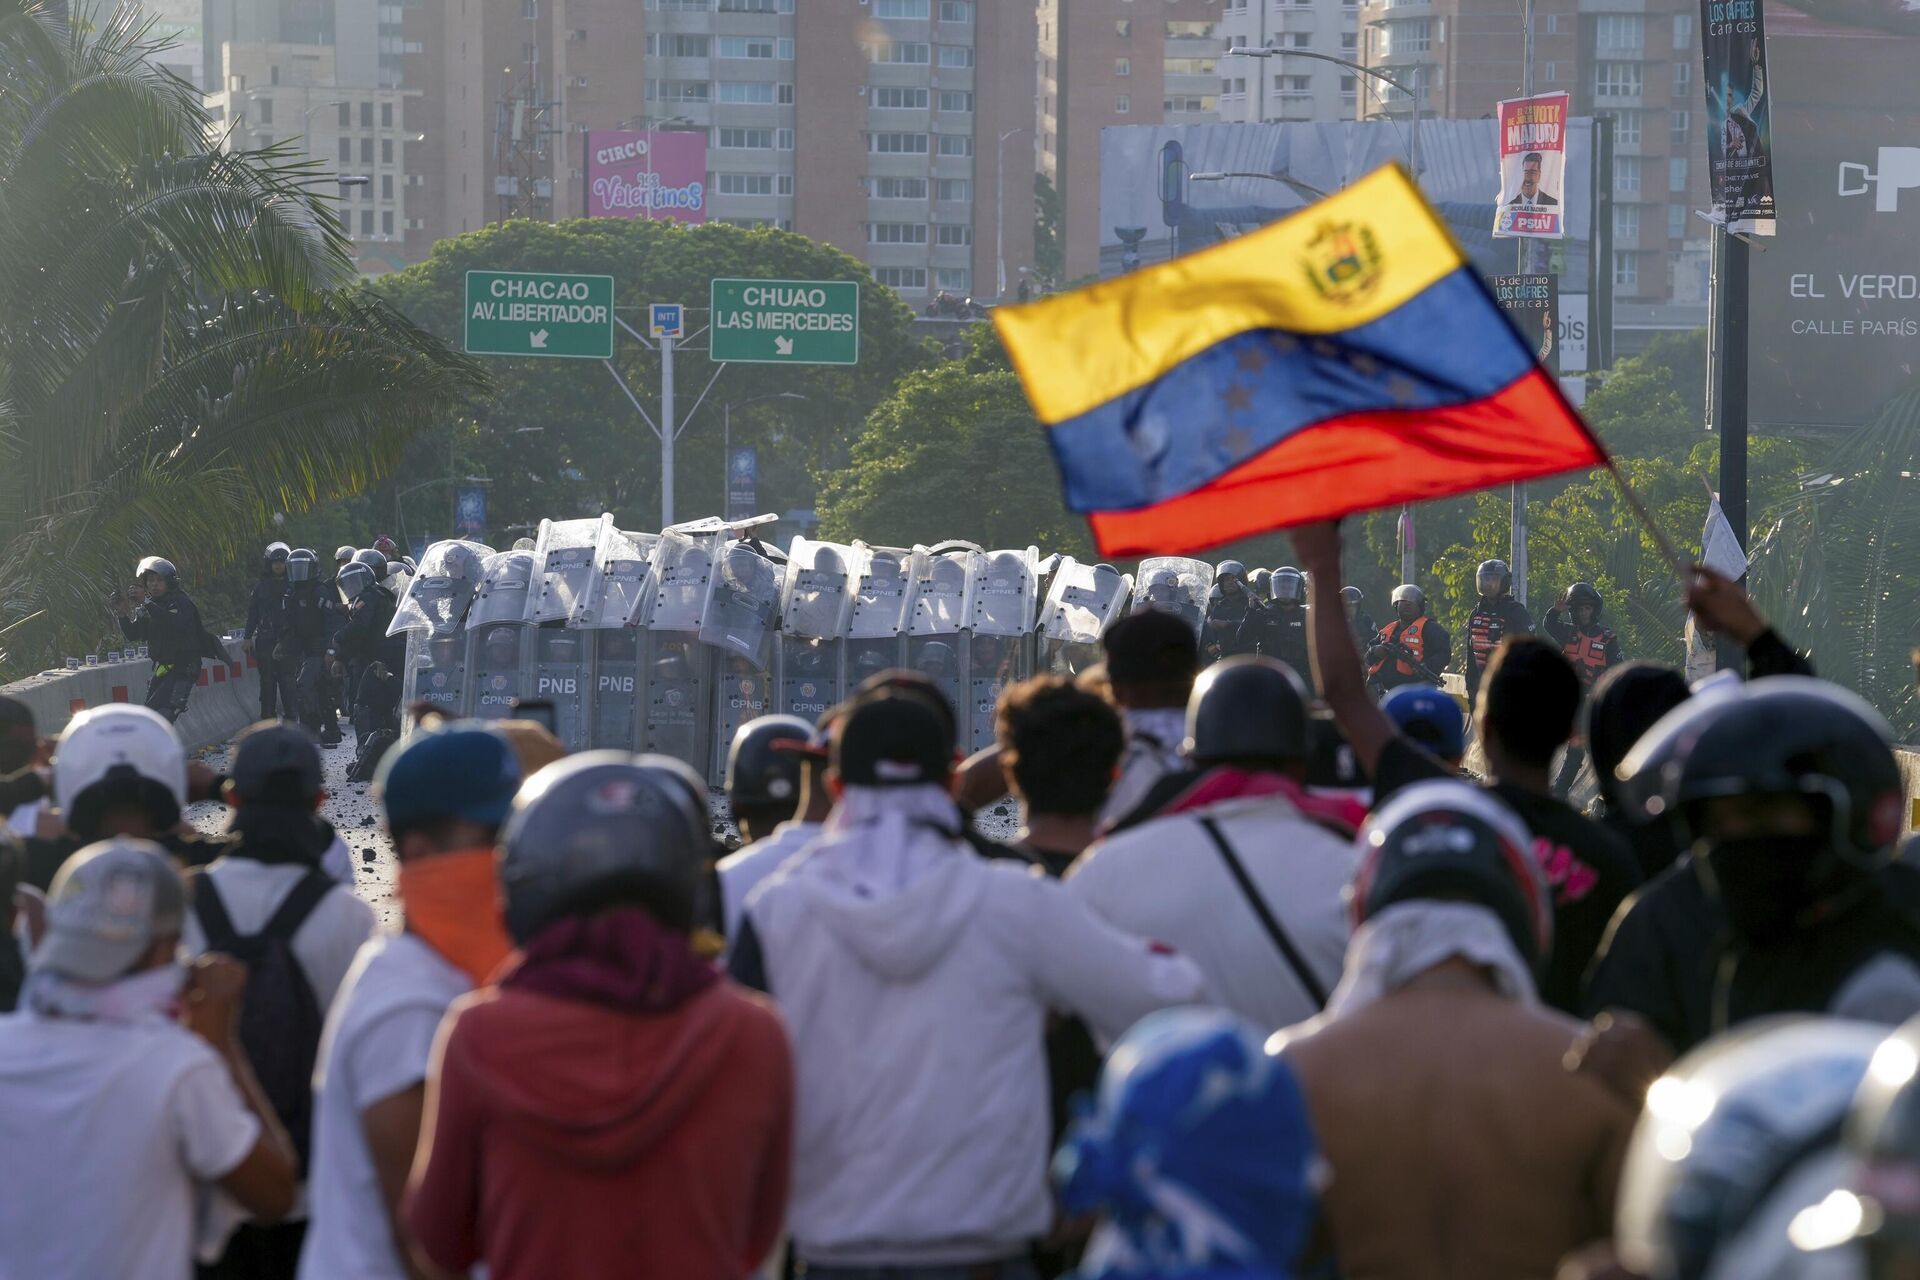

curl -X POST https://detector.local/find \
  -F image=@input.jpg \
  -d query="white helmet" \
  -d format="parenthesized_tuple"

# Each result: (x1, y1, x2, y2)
(53, 704, 187, 817)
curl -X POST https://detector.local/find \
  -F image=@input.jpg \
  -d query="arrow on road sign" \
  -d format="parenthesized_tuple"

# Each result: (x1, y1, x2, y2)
(774, 336, 794, 356)
(530, 329, 550, 349)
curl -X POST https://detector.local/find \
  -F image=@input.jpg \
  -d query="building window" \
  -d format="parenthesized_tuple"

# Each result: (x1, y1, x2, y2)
(522, 0, 536, 16)
(719, 81, 776, 103)
(361, 101, 373, 127)
(870, 176, 929, 198)
(1164, 95, 1216, 112)
(1670, 109, 1690, 146)
(779, 83, 794, 104)
(776, 127, 794, 149)
(1115, 93, 1130, 113)
(869, 222, 929, 243)
(1273, 74, 1311, 92)
(1614, 203, 1639, 239)
(1115, 56, 1131, 76)
(1115, 19, 1131, 37)
(382, 210, 394, 236)
(939, 0, 972, 20)
(1614, 109, 1641, 146)
(381, 102, 393, 126)
(719, 35, 777, 58)
(936, 267, 971, 291)
(938, 45, 974, 68)
(1673, 13, 1693, 48)
(936, 223, 971, 245)
(658, 34, 710, 57)
(1595, 14, 1643, 52)
(1544, 62, 1557, 82)
(779, 38, 794, 58)
(1165, 19, 1217, 37)
(870, 40, 930, 63)
(1615, 154, 1642, 194)
(870, 131, 930, 153)
(1594, 61, 1642, 98)
(1341, 32, 1357, 49)
(1673, 61, 1691, 93)
(338, 137, 351, 162)
(381, 138, 393, 162)
(938, 90, 973, 112)
(1377, 18, 1431, 53)
(874, 0, 929, 15)
(338, 102, 350, 126)
(658, 80, 711, 103)
(717, 173, 776, 195)
(717, 127, 774, 148)
(360, 137, 372, 162)
(1545, 12, 1558, 31)
(936, 178, 971, 201)
(1162, 56, 1216, 75)
(1668, 203, 1688, 239)
(360, 210, 374, 236)
(1613, 251, 1639, 288)
(872, 86, 929, 108)
(1669, 156, 1688, 191)
(255, 98, 272, 124)
(381, 174, 393, 197)
(875, 266, 928, 290)
(937, 133, 972, 156)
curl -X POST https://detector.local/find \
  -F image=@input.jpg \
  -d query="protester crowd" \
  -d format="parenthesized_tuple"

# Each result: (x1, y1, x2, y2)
(6, 517, 1920, 1280)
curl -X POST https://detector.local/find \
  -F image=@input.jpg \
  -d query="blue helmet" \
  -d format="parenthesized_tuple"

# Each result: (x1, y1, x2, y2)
(1381, 683, 1467, 762)
(1055, 1008, 1320, 1279)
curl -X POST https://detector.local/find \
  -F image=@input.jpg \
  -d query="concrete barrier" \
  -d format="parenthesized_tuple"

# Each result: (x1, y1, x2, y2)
(1, 637, 260, 750)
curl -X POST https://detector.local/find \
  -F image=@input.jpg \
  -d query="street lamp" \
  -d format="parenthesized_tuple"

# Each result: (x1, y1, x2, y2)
(720, 393, 807, 514)
(1188, 170, 1330, 203)
(1224, 47, 1421, 179)
(995, 127, 1027, 300)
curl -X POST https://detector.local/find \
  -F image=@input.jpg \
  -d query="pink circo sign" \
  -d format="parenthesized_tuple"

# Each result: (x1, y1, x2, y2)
(585, 129, 708, 223)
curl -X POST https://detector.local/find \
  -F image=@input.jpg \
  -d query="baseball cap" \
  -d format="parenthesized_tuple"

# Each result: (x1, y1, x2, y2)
(1103, 609, 1202, 684)
(851, 670, 958, 753)
(375, 724, 522, 829)
(832, 693, 952, 787)
(228, 720, 322, 805)
(770, 706, 844, 762)
(32, 838, 185, 982)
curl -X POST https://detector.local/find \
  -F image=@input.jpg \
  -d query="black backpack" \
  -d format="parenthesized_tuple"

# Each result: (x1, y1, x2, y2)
(191, 868, 334, 1171)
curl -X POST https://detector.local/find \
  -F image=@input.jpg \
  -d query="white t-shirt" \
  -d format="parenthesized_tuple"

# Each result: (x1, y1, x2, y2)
(297, 933, 469, 1280)
(0, 1013, 260, 1280)
(182, 858, 376, 1011)
(716, 820, 823, 943)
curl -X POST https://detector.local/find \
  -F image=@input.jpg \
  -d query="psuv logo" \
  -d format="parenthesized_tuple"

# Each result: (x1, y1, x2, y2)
(1839, 147, 1920, 213)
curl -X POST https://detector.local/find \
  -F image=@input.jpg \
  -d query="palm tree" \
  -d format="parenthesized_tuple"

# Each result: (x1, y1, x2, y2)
(0, 0, 486, 668)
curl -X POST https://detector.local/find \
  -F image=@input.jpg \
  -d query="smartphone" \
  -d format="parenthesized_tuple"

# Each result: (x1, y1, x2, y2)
(511, 697, 557, 734)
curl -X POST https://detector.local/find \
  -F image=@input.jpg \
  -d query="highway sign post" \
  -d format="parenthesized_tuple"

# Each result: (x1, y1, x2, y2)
(710, 278, 859, 365)
(649, 302, 684, 339)
(465, 271, 615, 358)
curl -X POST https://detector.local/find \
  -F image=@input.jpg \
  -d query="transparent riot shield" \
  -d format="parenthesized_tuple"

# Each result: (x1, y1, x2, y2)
(464, 550, 535, 721)
(710, 652, 773, 788)
(1131, 556, 1215, 640)
(1039, 559, 1133, 676)
(905, 545, 982, 739)
(528, 516, 606, 624)
(966, 549, 1038, 752)
(574, 526, 661, 631)
(391, 540, 493, 730)
(402, 630, 472, 726)
(575, 525, 659, 752)
(588, 627, 642, 750)
(845, 543, 912, 689)
(650, 530, 716, 634)
(642, 630, 711, 773)
(776, 539, 861, 721)
(529, 624, 589, 749)
(701, 541, 783, 785)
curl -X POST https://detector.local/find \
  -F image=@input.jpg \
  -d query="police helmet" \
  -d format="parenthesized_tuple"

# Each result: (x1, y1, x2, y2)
(1248, 568, 1273, 598)
(1215, 559, 1247, 582)
(1567, 581, 1604, 617)
(1271, 567, 1306, 604)
(540, 632, 579, 663)
(372, 535, 400, 560)
(1380, 683, 1467, 762)
(1143, 568, 1181, 602)
(499, 752, 709, 942)
(286, 547, 317, 584)
(334, 546, 356, 565)
(1615, 1017, 1887, 1280)
(1341, 585, 1365, 607)
(1476, 559, 1512, 598)
(134, 556, 177, 584)
(1390, 584, 1426, 614)
(914, 640, 955, 678)
(264, 542, 291, 567)
(726, 714, 813, 811)
(1350, 780, 1552, 973)
(336, 562, 375, 603)
(1185, 655, 1309, 763)
(352, 548, 388, 578)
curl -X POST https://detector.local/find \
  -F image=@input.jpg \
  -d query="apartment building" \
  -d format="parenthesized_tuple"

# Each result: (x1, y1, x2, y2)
(1355, 0, 1576, 122)
(1218, 0, 1361, 125)
(1039, 0, 1222, 282)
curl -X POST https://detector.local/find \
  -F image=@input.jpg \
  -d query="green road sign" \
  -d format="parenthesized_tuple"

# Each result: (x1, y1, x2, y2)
(710, 278, 860, 365)
(465, 271, 615, 359)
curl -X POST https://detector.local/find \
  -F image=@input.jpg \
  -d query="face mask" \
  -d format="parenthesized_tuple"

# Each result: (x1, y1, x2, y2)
(1704, 834, 1832, 944)
(399, 849, 514, 985)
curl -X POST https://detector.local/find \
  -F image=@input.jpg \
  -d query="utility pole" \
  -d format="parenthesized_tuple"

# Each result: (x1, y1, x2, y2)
(1709, 226, 1751, 670)
(660, 330, 676, 527)
(1510, 0, 1537, 606)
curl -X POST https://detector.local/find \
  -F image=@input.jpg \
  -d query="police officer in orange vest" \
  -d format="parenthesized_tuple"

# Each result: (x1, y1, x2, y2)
(1464, 559, 1535, 701)
(1367, 584, 1451, 695)
(1543, 581, 1623, 796)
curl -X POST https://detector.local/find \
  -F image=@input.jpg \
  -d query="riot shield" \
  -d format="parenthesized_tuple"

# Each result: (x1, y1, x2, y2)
(1039, 559, 1133, 675)
(464, 550, 535, 720)
(966, 549, 1038, 752)
(402, 630, 472, 727)
(651, 530, 716, 634)
(388, 540, 493, 638)
(905, 545, 981, 740)
(529, 624, 589, 749)
(776, 539, 860, 720)
(699, 541, 783, 669)
(588, 627, 642, 750)
(642, 630, 711, 773)
(574, 526, 660, 630)
(845, 543, 912, 688)
(1131, 556, 1215, 640)
(709, 652, 773, 788)
(528, 516, 605, 624)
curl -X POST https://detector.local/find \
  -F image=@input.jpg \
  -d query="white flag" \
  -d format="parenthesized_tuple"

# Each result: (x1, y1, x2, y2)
(1700, 497, 1748, 582)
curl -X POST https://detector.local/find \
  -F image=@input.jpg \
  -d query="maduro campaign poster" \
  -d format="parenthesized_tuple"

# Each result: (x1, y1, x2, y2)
(1702, 0, 1776, 235)
(584, 130, 707, 223)
(1494, 92, 1570, 239)
(1492, 274, 1560, 377)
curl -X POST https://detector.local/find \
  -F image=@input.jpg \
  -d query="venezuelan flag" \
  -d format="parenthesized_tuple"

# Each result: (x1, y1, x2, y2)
(993, 164, 1606, 558)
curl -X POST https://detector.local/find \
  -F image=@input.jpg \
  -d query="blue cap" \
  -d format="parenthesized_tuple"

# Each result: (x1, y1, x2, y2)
(1381, 683, 1466, 761)
(374, 725, 522, 829)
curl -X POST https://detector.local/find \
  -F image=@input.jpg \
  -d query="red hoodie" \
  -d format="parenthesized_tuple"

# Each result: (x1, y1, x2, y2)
(406, 976, 793, 1280)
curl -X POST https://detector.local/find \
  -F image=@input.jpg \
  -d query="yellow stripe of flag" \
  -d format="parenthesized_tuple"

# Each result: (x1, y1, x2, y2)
(993, 164, 1467, 427)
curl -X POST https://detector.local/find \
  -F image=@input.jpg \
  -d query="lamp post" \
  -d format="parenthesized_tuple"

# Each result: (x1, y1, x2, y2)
(996, 127, 1026, 300)
(1224, 48, 1421, 179)
(1188, 170, 1330, 202)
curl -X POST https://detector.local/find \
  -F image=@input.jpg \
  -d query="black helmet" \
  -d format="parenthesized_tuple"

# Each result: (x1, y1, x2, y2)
(1566, 581, 1603, 616)
(499, 752, 709, 942)
(1476, 560, 1511, 598)
(336, 562, 375, 603)
(1271, 567, 1306, 604)
(286, 547, 317, 584)
(726, 714, 812, 811)
(1350, 780, 1552, 973)
(1216, 559, 1247, 581)
(265, 541, 291, 566)
(1340, 585, 1364, 606)
(1390, 584, 1425, 613)
(352, 548, 389, 579)
(1620, 675, 1903, 868)
(1185, 655, 1309, 763)
(135, 555, 177, 583)
(1248, 568, 1272, 597)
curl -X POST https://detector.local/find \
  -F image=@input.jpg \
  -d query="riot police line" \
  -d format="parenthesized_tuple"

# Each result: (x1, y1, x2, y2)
(388, 513, 1260, 787)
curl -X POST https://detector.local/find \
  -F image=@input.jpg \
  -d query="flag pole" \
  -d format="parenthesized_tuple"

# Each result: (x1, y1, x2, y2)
(1601, 457, 1689, 581)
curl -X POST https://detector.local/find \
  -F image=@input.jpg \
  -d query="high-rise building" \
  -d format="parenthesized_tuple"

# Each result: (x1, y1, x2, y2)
(1355, 0, 1577, 122)
(1218, 0, 1362, 125)
(1039, 0, 1222, 282)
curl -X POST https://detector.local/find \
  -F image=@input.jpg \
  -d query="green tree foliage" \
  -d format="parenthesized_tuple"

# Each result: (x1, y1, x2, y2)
(815, 325, 1092, 556)
(1033, 173, 1064, 292)
(369, 219, 930, 543)
(0, 1, 483, 669)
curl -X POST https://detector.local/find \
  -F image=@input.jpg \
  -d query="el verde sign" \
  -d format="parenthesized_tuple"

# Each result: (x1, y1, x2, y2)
(710, 278, 860, 365)
(465, 271, 615, 359)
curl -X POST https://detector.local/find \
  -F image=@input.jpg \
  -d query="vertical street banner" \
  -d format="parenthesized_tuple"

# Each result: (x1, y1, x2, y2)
(1701, 0, 1776, 235)
(453, 486, 488, 540)
(1492, 274, 1560, 377)
(1494, 92, 1570, 239)
(725, 447, 759, 521)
